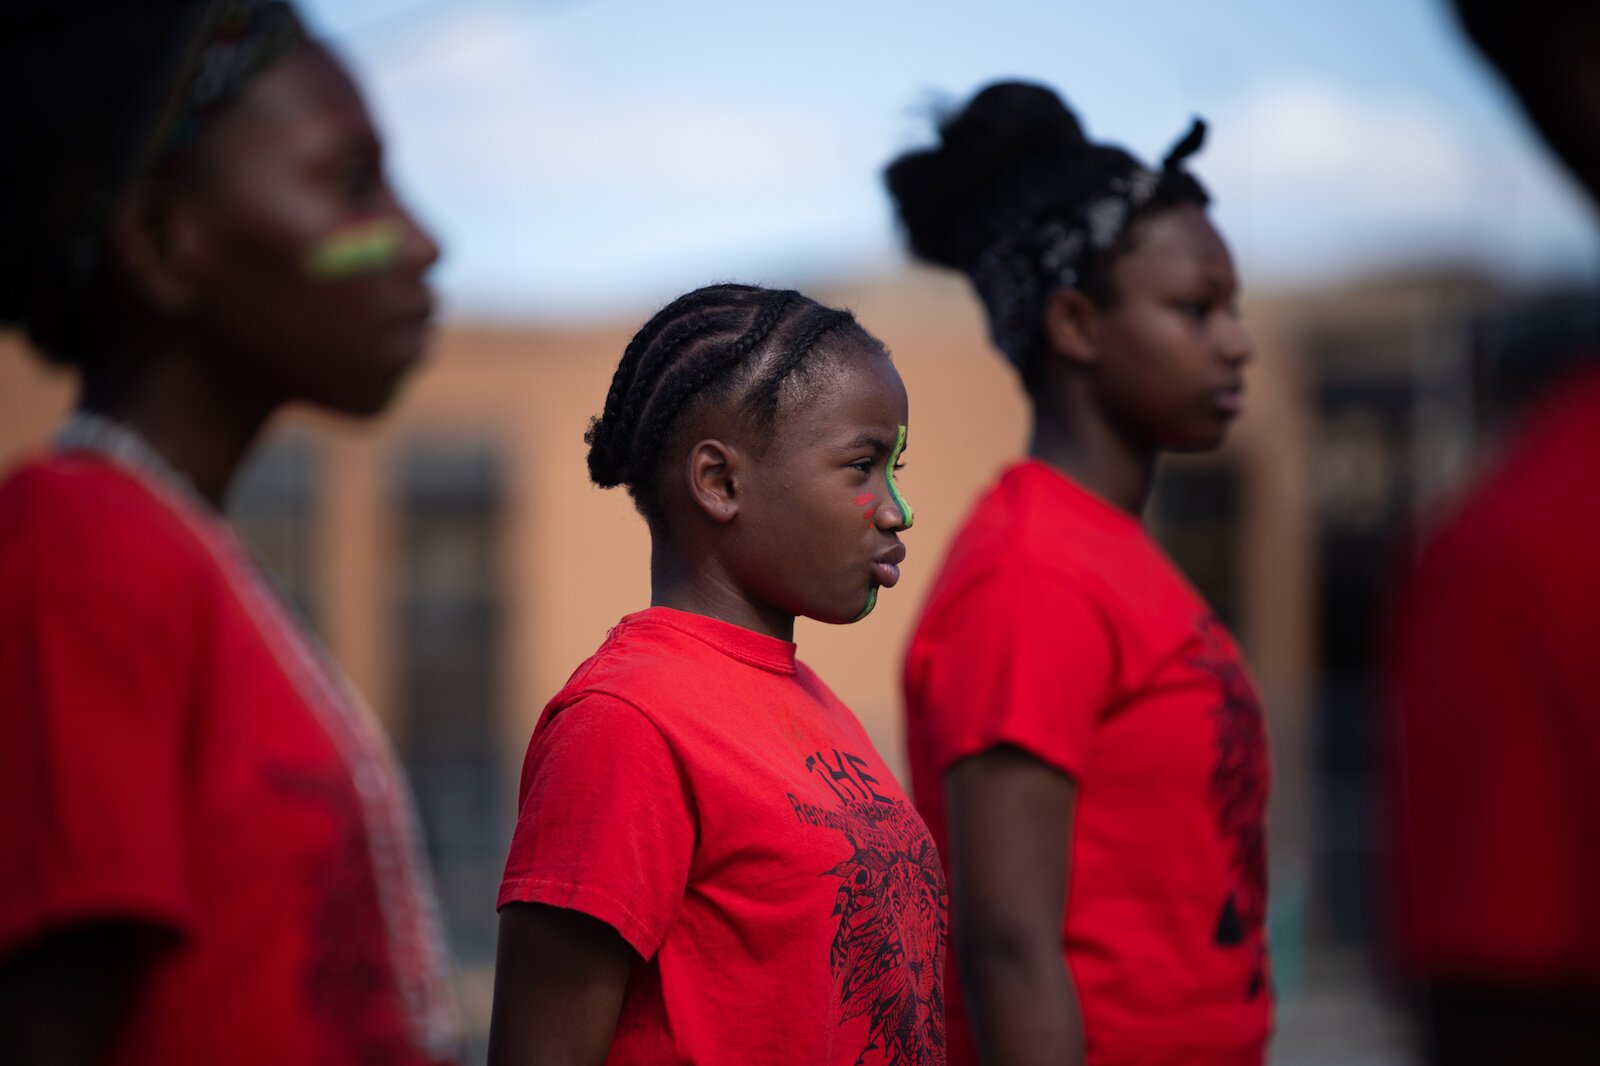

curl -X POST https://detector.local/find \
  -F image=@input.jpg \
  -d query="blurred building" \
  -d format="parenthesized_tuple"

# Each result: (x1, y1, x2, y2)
(3, 268, 1594, 1055)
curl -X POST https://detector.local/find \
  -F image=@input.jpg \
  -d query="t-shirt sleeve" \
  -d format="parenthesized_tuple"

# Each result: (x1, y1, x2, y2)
(0, 519, 197, 955)
(497, 692, 695, 959)
(913, 566, 1116, 781)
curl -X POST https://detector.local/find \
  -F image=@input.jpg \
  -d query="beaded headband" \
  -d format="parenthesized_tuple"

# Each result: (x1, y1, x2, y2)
(68, 1, 305, 287)
(970, 117, 1209, 370)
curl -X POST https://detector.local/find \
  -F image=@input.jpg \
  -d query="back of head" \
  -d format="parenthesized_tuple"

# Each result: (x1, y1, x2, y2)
(885, 80, 1210, 379)
(0, 0, 301, 370)
(1450, 0, 1600, 206)
(585, 283, 884, 531)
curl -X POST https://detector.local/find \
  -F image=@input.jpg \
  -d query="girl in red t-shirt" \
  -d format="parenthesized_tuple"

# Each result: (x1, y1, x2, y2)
(489, 284, 948, 1066)
(0, 4, 457, 1063)
(887, 82, 1270, 1065)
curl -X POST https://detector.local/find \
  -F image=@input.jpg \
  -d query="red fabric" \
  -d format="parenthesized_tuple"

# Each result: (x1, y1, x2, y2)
(1385, 364, 1600, 987)
(904, 459, 1272, 1066)
(0, 454, 456, 1066)
(499, 606, 948, 1065)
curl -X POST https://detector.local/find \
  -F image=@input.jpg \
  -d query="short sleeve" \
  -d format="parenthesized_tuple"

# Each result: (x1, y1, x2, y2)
(911, 566, 1116, 781)
(497, 693, 696, 959)
(0, 505, 198, 955)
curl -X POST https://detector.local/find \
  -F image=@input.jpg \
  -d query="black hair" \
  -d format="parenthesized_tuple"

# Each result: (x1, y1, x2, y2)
(885, 80, 1210, 387)
(0, 2, 212, 370)
(585, 283, 887, 530)
(0, 0, 301, 374)
(1449, 0, 1600, 206)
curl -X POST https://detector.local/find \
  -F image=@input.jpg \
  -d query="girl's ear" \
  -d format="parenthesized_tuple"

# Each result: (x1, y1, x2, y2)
(686, 438, 741, 523)
(1041, 286, 1099, 367)
(108, 179, 207, 317)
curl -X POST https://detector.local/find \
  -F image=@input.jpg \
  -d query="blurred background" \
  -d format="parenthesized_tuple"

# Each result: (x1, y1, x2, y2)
(3, 0, 1598, 1060)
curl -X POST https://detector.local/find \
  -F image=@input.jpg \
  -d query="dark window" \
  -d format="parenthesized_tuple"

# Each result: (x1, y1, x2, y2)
(230, 435, 318, 622)
(394, 442, 505, 964)
(1151, 459, 1242, 635)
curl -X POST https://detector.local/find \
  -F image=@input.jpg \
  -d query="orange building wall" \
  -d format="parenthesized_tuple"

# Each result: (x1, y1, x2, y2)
(0, 266, 1307, 835)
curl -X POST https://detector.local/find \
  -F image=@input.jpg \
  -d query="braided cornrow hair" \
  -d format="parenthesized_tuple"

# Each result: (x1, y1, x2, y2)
(586, 283, 884, 529)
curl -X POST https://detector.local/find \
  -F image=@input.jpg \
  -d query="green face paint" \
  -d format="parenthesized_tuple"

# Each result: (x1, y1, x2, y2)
(850, 423, 913, 623)
(886, 423, 913, 529)
(852, 584, 879, 623)
(305, 217, 404, 279)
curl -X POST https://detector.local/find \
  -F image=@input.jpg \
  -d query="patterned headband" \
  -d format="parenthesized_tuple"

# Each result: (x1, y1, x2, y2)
(68, 0, 305, 293)
(970, 117, 1209, 370)
(130, 0, 306, 179)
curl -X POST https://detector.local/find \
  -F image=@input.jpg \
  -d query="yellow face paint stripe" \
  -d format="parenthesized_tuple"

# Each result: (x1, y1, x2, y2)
(305, 217, 403, 279)
(886, 423, 913, 529)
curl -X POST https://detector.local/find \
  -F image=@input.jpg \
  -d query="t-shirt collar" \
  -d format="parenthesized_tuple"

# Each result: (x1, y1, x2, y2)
(624, 606, 799, 675)
(1010, 457, 1145, 530)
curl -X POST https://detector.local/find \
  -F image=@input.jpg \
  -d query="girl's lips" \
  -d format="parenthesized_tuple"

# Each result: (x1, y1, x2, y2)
(1214, 387, 1244, 418)
(870, 544, 906, 588)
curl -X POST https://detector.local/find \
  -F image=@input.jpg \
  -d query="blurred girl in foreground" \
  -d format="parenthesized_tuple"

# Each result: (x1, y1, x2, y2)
(0, 3, 458, 1063)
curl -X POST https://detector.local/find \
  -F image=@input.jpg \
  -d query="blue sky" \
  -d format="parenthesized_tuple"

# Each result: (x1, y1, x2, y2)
(303, 0, 1600, 322)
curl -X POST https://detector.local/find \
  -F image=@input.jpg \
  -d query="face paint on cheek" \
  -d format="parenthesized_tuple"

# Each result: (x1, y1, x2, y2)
(852, 584, 878, 622)
(852, 491, 876, 522)
(886, 424, 914, 529)
(304, 217, 404, 280)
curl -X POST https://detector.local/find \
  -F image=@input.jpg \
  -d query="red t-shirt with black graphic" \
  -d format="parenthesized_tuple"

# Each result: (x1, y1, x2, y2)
(904, 460, 1272, 1066)
(0, 454, 458, 1066)
(498, 606, 948, 1066)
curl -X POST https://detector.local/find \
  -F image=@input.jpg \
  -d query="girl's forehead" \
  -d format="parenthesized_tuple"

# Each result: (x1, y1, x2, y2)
(772, 351, 906, 441)
(1119, 207, 1235, 286)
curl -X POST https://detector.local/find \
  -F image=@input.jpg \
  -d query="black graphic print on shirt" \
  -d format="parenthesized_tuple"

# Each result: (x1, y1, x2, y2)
(268, 766, 416, 1063)
(1191, 616, 1270, 998)
(787, 750, 948, 1066)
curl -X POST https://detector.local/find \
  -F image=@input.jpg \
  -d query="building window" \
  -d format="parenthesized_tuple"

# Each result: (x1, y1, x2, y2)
(394, 441, 505, 964)
(1151, 459, 1242, 635)
(230, 435, 318, 622)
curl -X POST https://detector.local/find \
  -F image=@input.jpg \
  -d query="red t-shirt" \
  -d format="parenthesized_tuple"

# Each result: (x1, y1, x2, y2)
(0, 453, 459, 1066)
(904, 459, 1271, 1066)
(1385, 364, 1600, 987)
(498, 606, 948, 1065)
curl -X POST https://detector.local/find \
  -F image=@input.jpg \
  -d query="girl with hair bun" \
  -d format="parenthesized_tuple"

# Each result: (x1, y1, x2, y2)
(888, 81, 1270, 1065)
(489, 283, 947, 1066)
(0, 3, 457, 1063)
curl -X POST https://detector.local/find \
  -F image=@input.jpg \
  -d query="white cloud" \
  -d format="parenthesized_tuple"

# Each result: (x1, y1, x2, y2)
(1200, 79, 1599, 284)
(339, 2, 890, 317)
(334, 7, 1598, 315)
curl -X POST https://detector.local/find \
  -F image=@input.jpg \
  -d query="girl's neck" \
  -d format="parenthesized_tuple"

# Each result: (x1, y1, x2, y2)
(81, 343, 275, 509)
(1027, 400, 1155, 516)
(649, 542, 796, 643)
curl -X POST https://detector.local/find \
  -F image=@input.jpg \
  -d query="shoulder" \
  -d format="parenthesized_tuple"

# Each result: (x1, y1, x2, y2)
(943, 461, 1146, 584)
(0, 455, 214, 613)
(555, 617, 702, 696)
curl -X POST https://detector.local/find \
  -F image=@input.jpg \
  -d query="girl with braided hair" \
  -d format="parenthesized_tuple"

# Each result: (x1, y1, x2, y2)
(0, 3, 457, 1064)
(489, 284, 948, 1066)
(888, 82, 1269, 1064)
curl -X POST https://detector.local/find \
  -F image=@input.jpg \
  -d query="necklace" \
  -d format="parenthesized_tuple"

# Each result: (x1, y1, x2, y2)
(54, 412, 462, 1059)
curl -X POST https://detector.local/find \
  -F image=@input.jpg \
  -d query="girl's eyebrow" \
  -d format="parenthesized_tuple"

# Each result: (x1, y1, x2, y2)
(838, 431, 894, 453)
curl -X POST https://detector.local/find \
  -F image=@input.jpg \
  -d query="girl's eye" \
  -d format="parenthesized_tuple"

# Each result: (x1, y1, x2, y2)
(1177, 300, 1210, 320)
(892, 462, 906, 472)
(337, 158, 385, 209)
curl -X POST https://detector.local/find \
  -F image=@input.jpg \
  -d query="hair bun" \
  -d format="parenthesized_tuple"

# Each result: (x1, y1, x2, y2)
(885, 80, 1096, 272)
